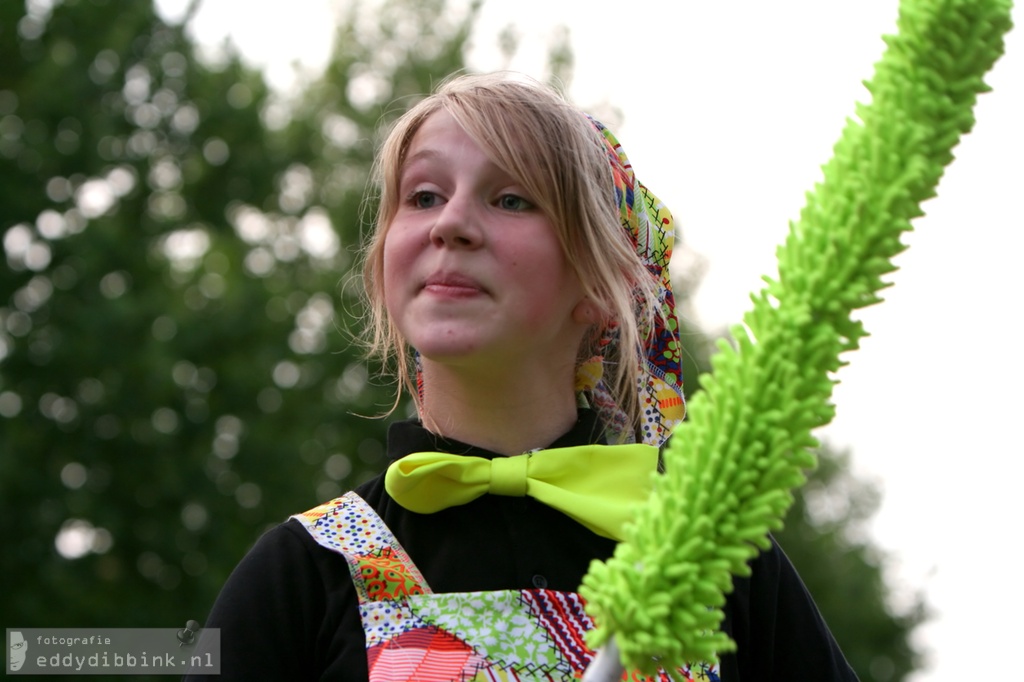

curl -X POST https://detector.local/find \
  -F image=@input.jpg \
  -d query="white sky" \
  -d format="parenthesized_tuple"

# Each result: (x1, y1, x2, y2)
(159, 1, 1024, 679)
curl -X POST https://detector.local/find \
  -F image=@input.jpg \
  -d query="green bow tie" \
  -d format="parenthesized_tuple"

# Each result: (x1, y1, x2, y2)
(384, 444, 658, 540)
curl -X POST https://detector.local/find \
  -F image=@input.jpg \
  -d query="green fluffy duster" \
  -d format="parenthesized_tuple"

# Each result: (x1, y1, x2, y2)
(579, 0, 1013, 676)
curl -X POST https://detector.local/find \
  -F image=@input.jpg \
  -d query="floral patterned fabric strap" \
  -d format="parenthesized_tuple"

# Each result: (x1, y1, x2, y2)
(291, 494, 719, 682)
(292, 491, 431, 602)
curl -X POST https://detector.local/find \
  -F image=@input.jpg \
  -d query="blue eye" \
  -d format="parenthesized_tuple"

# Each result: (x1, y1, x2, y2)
(498, 194, 531, 211)
(412, 191, 439, 209)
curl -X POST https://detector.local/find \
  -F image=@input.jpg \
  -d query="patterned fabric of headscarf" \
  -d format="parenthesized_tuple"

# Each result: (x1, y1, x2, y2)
(578, 116, 685, 447)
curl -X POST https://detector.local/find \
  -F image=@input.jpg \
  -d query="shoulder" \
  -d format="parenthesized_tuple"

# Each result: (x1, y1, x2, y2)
(725, 537, 859, 681)
(245, 519, 342, 581)
(204, 519, 349, 632)
(190, 519, 359, 681)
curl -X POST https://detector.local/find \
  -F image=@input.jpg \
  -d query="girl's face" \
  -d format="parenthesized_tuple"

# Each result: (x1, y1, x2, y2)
(382, 110, 593, 376)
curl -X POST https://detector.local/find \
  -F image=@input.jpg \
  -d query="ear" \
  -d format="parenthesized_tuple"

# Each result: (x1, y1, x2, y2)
(572, 297, 602, 325)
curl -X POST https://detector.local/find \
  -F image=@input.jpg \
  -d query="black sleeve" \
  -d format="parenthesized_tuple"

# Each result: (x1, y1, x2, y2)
(183, 522, 363, 681)
(725, 538, 859, 681)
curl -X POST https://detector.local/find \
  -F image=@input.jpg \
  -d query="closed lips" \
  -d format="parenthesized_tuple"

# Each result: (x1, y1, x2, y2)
(424, 273, 485, 293)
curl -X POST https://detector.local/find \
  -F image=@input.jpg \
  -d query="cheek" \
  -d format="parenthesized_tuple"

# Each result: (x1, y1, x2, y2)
(381, 220, 426, 270)
(380, 229, 408, 285)
(527, 239, 580, 292)
(379, 231, 405, 311)
(516, 246, 585, 315)
(380, 254, 402, 316)
(380, 227, 425, 316)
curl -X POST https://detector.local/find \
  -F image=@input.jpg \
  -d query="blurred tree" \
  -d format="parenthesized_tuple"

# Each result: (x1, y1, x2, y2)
(0, 0, 923, 679)
(774, 447, 927, 681)
(641, 0, 930, 665)
(680, 315, 926, 681)
(0, 0, 477, 631)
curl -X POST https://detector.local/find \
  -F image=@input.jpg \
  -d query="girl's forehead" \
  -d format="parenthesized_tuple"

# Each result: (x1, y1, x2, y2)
(405, 111, 470, 155)
(401, 110, 505, 177)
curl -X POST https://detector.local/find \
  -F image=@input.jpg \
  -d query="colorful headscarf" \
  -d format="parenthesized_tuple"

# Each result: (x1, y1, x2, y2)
(579, 117, 685, 447)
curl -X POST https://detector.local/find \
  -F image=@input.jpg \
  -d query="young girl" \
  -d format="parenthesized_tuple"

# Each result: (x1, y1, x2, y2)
(193, 73, 857, 681)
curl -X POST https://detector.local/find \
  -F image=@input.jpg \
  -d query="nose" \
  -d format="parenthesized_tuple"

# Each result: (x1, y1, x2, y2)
(429, 192, 482, 249)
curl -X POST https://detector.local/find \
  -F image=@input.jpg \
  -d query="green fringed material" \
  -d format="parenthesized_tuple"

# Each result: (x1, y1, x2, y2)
(579, 0, 1013, 677)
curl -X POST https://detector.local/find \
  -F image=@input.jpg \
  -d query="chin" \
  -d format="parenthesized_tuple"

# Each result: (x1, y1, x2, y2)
(414, 341, 484, 362)
(403, 324, 490, 359)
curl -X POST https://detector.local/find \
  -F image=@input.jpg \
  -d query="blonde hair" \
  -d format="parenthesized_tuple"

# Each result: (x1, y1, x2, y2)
(361, 73, 660, 439)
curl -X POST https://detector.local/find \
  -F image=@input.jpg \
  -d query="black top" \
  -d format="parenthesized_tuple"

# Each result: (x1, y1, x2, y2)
(188, 411, 858, 681)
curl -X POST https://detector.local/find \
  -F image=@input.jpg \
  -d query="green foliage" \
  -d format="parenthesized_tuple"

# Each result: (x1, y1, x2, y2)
(775, 448, 926, 682)
(0, 0, 476, 633)
(675, 293, 925, 681)
(579, 0, 1012, 675)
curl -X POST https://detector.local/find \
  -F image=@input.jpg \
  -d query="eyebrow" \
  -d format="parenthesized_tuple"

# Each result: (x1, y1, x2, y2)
(402, 146, 444, 166)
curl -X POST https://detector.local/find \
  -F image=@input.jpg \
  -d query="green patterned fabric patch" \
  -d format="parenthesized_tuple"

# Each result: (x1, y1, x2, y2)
(410, 591, 564, 673)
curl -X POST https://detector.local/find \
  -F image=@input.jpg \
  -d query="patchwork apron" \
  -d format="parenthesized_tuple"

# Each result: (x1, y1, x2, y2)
(294, 492, 719, 682)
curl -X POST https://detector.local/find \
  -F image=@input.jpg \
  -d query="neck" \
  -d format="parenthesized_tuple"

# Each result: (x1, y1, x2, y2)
(417, 360, 580, 456)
